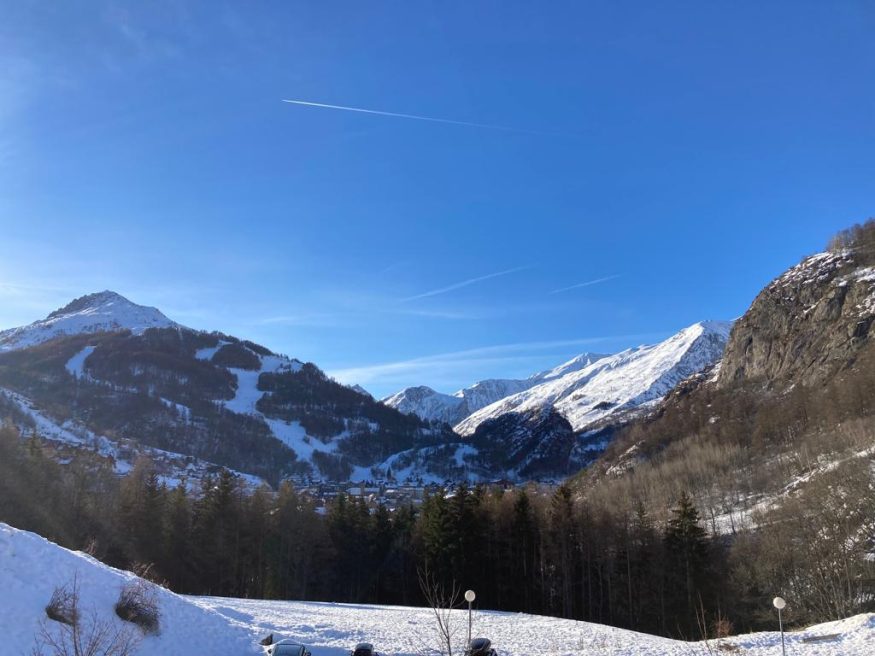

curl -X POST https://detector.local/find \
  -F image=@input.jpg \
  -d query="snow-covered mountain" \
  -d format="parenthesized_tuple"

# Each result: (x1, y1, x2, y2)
(382, 386, 466, 424)
(384, 323, 730, 441)
(455, 321, 733, 435)
(0, 291, 178, 351)
(384, 353, 606, 425)
(0, 291, 731, 483)
(0, 291, 458, 485)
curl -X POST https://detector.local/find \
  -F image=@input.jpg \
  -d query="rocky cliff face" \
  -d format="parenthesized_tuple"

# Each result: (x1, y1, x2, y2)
(717, 250, 875, 388)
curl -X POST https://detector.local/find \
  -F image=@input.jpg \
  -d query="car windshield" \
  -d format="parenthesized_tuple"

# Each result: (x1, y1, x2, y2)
(275, 646, 304, 656)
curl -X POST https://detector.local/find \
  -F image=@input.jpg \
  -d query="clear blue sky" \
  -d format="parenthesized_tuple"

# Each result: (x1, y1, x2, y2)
(1, 2, 873, 398)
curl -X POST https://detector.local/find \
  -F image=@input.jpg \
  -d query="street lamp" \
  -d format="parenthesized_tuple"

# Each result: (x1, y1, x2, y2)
(773, 596, 786, 656)
(464, 589, 476, 648)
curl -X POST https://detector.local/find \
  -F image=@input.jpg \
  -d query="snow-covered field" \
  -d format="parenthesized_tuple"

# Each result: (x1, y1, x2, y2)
(2, 522, 872, 656)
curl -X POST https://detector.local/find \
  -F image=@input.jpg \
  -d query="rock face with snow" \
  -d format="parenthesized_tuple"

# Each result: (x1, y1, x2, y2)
(717, 250, 875, 387)
(0, 291, 177, 351)
(455, 321, 732, 436)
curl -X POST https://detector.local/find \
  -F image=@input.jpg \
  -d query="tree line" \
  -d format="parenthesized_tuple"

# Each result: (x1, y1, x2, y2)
(7, 423, 870, 642)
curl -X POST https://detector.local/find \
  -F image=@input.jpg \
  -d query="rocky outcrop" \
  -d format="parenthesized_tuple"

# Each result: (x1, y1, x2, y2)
(717, 251, 875, 387)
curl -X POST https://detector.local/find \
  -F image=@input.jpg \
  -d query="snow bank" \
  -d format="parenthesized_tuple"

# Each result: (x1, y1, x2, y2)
(2, 522, 873, 656)
(0, 523, 258, 656)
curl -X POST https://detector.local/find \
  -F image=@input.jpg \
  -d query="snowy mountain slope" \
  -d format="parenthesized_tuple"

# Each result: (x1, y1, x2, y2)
(456, 321, 732, 435)
(0, 386, 265, 489)
(383, 353, 606, 426)
(0, 291, 177, 352)
(382, 386, 467, 425)
(3, 522, 871, 656)
(0, 292, 459, 483)
(0, 291, 730, 483)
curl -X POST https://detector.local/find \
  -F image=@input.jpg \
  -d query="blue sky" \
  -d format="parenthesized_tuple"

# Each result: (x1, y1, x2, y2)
(1, 1, 873, 398)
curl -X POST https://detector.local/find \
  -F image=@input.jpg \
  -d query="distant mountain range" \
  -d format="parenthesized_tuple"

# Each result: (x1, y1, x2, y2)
(386, 321, 732, 437)
(0, 290, 731, 485)
(382, 352, 606, 426)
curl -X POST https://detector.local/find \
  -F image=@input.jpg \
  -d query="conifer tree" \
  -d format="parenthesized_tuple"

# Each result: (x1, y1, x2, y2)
(664, 491, 709, 637)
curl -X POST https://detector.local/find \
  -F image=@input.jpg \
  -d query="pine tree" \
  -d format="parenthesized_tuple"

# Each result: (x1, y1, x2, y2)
(163, 483, 194, 590)
(664, 491, 709, 637)
(548, 485, 576, 618)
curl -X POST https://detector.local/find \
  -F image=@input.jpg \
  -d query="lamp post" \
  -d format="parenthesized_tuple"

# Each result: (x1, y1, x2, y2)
(464, 589, 476, 648)
(773, 596, 786, 656)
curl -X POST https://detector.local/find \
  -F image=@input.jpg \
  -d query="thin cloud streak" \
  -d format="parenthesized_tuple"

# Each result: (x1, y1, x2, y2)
(282, 100, 576, 137)
(402, 266, 529, 302)
(550, 274, 621, 295)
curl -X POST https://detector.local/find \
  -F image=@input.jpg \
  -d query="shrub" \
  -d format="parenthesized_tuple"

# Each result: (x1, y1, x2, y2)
(114, 579, 161, 635)
(34, 576, 139, 656)
(827, 218, 875, 263)
(32, 612, 139, 656)
(45, 579, 79, 627)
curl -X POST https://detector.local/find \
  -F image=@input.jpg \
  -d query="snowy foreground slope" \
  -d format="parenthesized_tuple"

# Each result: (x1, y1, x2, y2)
(3, 524, 874, 656)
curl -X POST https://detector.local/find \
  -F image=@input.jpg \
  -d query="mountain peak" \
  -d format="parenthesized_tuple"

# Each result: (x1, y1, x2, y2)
(48, 290, 147, 318)
(0, 290, 178, 351)
(691, 320, 734, 340)
(454, 320, 732, 436)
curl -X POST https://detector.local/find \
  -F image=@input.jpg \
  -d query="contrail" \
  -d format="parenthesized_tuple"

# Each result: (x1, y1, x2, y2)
(282, 99, 573, 136)
(550, 274, 621, 295)
(402, 266, 530, 302)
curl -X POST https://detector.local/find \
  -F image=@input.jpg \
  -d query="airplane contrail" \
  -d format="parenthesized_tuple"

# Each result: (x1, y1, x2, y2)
(402, 266, 530, 302)
(282, 99, 574, 136)
(550, 274, 621, 295)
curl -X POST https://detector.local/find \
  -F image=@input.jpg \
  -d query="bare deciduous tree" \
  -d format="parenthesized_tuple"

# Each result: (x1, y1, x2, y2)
(417, 567, 462, 656)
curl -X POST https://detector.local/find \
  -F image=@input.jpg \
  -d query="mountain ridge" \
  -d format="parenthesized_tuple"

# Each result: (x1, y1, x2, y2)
(0, 290, 178, 352)
(0, 291, 731, 483)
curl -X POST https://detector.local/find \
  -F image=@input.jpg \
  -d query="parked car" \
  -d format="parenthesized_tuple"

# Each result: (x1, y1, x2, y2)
(465, 637, 497, 656)
(350, 642, 382, 656)
(260, 636, 312, 656)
